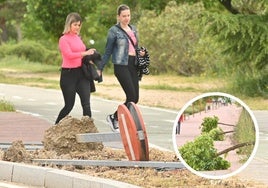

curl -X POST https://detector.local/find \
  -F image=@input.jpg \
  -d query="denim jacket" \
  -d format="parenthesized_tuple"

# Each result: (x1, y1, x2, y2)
(99, 23, 138, 70)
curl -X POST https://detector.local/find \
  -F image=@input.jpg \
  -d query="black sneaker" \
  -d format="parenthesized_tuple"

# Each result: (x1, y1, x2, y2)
(106, 114, 119, 132)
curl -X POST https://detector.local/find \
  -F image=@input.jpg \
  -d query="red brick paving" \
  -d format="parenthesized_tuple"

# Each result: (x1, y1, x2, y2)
(0, 112, 52, 143)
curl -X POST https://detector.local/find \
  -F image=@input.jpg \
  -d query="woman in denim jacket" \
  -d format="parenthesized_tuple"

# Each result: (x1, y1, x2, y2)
(98, 4, 145, 132)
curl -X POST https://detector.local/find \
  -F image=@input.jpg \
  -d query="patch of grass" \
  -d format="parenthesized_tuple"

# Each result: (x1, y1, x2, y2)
(233, 108, 256, 162)
(141, 84, 197, 92)
(0, 72, 59, 89)
(0, 56, 60, 89)
(0, 56, 59, 73)
(0, 99, 15, 112)
(239, 97, 268, 110)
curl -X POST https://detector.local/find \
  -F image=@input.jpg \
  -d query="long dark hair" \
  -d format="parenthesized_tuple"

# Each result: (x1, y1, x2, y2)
(117, 4, 130, 16)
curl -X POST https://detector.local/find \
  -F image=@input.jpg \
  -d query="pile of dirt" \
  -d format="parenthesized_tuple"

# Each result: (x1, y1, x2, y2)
(3, 140, 31, 162)
(43, 116, 103, 155)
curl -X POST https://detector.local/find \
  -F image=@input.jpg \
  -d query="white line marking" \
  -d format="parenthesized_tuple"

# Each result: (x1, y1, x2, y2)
(12, 96, 22, 99)
(45, 102, 57, 105)
(27, 98, 36, 101)
(16, 110, 41, 117)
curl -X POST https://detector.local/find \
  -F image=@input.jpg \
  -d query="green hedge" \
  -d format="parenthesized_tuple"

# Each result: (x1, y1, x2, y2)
(0, 40, 61, 65)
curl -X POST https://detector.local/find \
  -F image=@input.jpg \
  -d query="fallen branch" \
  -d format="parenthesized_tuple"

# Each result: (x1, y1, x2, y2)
(217, 141, 255, 156)
(218, 130, 234, 135)
(218, 122, 235, 127)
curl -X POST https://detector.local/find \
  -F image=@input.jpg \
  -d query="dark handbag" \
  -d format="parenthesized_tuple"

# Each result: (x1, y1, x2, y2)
(82, 63, 99, 81)
(81, 63, 96, 92)
(81, 51, 103, 83)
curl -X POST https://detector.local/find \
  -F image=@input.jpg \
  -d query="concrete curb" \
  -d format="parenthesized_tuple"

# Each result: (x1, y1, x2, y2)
(0, 161, 140, 188)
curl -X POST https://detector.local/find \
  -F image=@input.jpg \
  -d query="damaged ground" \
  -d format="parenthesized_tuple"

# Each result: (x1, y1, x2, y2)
(0, 116, 267, 188)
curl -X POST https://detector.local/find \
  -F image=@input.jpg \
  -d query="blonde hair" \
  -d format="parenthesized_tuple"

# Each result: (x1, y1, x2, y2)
(62, 12, 82, 34)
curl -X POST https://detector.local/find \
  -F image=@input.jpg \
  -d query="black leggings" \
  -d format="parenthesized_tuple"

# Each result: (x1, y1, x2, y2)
(55, 67, 91, 124)
(113, 56, 139, 120)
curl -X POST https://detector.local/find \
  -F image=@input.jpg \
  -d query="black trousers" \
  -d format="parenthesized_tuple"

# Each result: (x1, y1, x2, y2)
(55, 67, 91, 124)
(113, 56, 139, 120)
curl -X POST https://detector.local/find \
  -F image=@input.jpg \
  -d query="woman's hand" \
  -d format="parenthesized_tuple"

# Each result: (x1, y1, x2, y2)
(139, 50, 145, 57)
(97, 69, 102, 77)
(81, 48, 96, 56)
(86, 48, 95, 55)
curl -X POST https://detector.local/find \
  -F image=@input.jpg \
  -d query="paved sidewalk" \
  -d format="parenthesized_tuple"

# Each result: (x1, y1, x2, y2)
(0, 112, 51, 144)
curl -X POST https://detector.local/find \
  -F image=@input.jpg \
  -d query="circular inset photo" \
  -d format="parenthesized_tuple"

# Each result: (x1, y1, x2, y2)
(172, 92, 259, 179)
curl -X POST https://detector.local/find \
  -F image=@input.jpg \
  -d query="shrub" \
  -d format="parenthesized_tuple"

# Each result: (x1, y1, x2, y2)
(200, 116, 219, 133)
(137, 2, 204, 75)
(231, 69, 268, 97)
(10, 40, 46, 62)
(0, 99, 15, 112)
(207, 128, 224, 141)
(0, 40, 61, 65)
(179, 134, 230, 171)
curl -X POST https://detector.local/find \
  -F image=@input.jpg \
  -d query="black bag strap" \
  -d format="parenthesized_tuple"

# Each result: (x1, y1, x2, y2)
(115, 24, 137, 49)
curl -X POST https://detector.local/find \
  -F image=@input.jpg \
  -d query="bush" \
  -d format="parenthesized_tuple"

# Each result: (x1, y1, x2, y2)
(179, 134, 230, 171)
(0, 40, 61, 65)
(0, 99, 15, 112)
(137, 2, 204, 75)
(207, 128, 224, 141)
(200, 116, 219, 133)
(231, 69, 268, 97)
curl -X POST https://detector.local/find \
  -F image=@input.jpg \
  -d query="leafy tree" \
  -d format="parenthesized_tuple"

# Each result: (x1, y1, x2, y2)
(23, 0, 146, 47)
(201, 116, 219, 133)
(179, 134, 230, 171)
(171, 0, 268, 96)
(200, 0, 268, 96)
(138, 0, 169, 14)
(25, 0, 99, 40)
(208, 128, 224, 141)
(137, 1, 204, 75)
(0, 0, 27, 43)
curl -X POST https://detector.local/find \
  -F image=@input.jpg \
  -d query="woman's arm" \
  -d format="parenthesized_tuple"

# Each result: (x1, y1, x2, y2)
(59, 36, 95, 59)
(99, 27, 116, 70)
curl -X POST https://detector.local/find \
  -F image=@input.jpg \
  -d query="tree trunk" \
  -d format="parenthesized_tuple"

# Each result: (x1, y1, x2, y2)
(0, 17, 8, 43)
(218, 122, 235, 126)
(217, 141, 255, 156)
(15, 23, 22, 42)
(218, 130, 234, 135)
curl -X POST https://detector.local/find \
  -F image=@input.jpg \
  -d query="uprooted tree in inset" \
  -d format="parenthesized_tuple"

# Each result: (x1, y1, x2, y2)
(179, 134, 230, 171)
